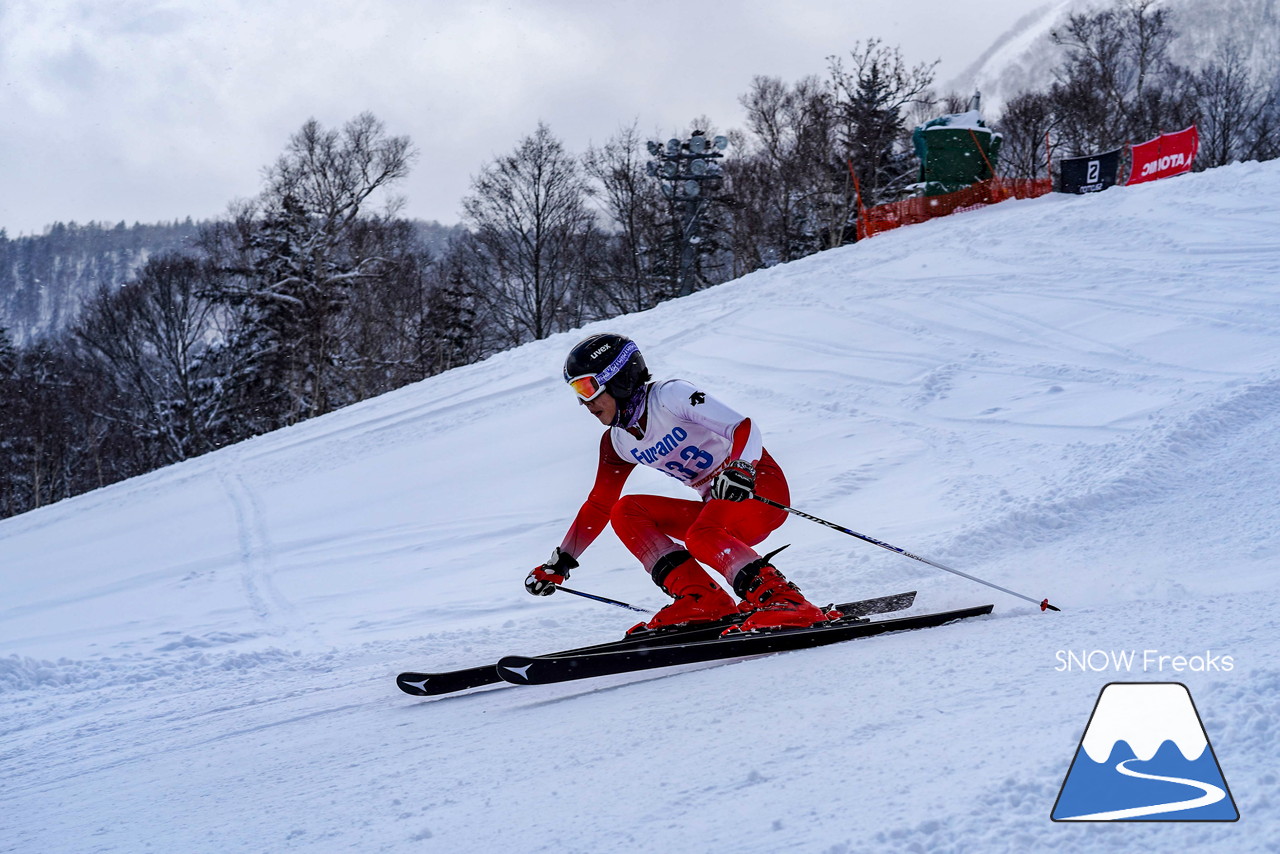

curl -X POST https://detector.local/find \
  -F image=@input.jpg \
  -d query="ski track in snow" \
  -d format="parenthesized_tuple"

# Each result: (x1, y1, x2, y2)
(3, 161, 1280, 852)
(219, 465, 288, 626)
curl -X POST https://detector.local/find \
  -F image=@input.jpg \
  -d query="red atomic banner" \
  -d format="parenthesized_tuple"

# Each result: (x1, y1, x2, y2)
(1126, 126, 1199, 186)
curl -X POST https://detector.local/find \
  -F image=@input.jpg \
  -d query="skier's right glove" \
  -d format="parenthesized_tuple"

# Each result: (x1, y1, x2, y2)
(525, 547, 579, 596)
(710, 459, 757, 502)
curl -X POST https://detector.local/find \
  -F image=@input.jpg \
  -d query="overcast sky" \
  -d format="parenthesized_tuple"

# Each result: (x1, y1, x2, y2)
(0, 0, 1044, 236)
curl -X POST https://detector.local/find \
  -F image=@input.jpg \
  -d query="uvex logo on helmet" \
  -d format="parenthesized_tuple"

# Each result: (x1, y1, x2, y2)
(563, 334, 650, 426)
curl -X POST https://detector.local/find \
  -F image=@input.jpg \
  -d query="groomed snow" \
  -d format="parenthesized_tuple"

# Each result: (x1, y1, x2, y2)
(3, 160, 1279, 852)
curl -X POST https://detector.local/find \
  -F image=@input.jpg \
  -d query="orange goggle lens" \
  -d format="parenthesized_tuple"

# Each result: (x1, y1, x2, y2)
(567, 373, 604, 401)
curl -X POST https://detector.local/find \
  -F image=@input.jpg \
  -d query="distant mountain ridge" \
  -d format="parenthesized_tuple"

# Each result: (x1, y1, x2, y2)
(0, 220, 204, 346)
(0, 219, 463, 346)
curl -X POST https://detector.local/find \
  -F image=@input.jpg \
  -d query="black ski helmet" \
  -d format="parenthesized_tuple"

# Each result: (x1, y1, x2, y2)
(563, 333, 650, 403)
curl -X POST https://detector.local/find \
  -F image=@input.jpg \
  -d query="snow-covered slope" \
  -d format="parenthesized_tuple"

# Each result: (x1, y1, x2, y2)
(4, 162, 1279, 852)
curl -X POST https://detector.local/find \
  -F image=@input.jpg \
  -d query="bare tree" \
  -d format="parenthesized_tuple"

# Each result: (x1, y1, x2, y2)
(729, 74, 850, 266)
(1247, 81, 1280, 162)
(462, 122, 594, 344)
(995, 91, 1055, 179)
(1049, 0, 1194, 154)
(267, 112, 416, 236)
(73, 253, 224, 463)
(0, 341, 107, 514)
(582, 122, 669, 315)
(1193, 41, 1276, 167)
(338, 218, 436, 397)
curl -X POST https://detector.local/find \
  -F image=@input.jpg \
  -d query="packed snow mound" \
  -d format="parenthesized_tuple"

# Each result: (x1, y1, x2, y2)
(3, 160, 1279, 852)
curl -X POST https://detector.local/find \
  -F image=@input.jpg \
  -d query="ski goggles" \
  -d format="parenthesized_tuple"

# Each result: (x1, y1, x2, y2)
(565, 341, 637, 402)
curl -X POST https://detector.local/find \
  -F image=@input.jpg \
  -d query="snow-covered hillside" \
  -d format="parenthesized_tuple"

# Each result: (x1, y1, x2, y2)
(4, 161, 1279, 852)
(948, 0, 1280, 115)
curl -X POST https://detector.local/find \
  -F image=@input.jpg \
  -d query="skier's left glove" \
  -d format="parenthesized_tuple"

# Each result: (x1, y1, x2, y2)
(710, 459, 757, 502)
(525, 547, 579, 596)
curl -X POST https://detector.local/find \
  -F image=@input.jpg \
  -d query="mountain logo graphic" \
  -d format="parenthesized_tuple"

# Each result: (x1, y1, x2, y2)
(1052, 682, 1239, 821)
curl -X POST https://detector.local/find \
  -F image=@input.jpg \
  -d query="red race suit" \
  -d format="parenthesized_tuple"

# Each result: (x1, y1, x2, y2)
(557, 379, 789, 587)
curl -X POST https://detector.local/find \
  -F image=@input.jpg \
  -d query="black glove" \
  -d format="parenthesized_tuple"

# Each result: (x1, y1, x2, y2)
(710, 460, 756, 502)
(525, 547, 579, 596)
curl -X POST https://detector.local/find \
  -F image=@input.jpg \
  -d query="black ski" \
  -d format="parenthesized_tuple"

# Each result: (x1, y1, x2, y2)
(495, 604, 993, 686)
(396, 590, 916, 696)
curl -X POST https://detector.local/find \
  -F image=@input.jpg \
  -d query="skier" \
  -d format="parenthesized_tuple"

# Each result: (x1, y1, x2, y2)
(525, 333, 833, 633)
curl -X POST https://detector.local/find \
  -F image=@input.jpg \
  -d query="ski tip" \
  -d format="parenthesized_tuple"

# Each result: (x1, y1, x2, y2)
(496, 656, 538, 685)
(1040, 598, 1061, 612)
(396, 674, 432, 696)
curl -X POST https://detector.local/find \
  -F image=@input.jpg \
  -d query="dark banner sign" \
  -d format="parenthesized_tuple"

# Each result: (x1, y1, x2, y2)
(1059, 149, 1122, 194)
(1127, 126, 1199, 185)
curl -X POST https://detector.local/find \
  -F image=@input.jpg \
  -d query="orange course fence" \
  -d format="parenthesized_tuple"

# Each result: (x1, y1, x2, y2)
(852, 123, 1199, 241)
(856, 177, 1053, 241)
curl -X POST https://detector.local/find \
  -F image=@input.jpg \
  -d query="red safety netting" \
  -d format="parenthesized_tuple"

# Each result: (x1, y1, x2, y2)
(857, 178, 1053, 240)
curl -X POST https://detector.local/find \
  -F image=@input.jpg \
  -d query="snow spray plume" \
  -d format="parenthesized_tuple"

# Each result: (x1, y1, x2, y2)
(752, 496, 1060, 612)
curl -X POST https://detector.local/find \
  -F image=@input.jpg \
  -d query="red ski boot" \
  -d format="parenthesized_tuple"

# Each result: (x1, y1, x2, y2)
(733, 549, 829, 632)
(630, 550, 739, 633)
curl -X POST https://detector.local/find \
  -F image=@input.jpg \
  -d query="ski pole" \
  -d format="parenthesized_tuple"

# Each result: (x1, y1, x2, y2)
(753, 496, 1060, 612)
(555, 585, 652, 614)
